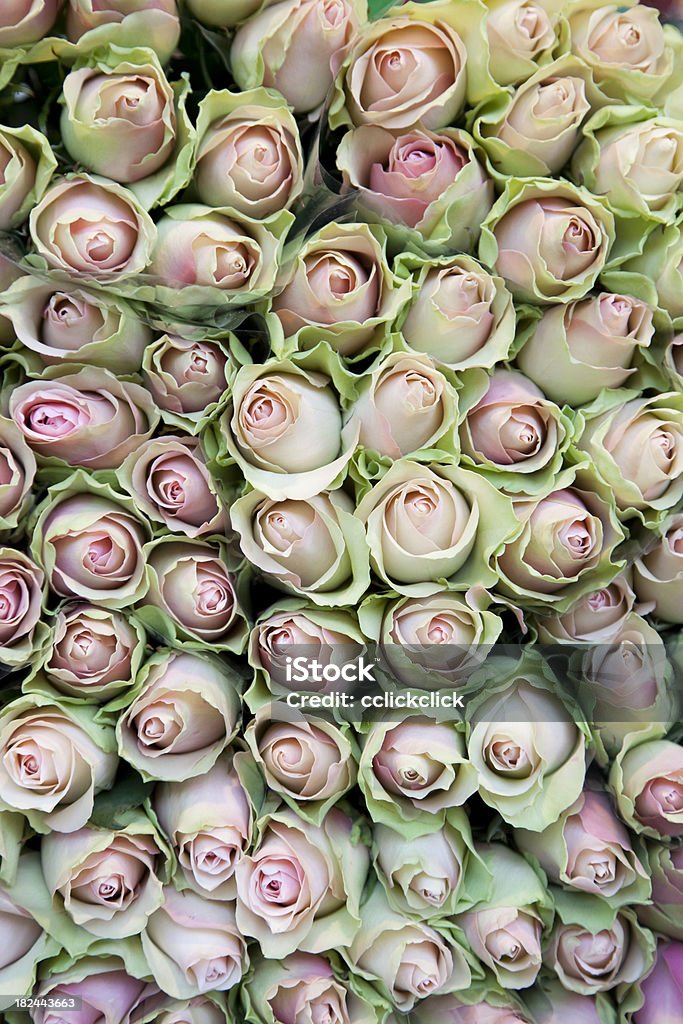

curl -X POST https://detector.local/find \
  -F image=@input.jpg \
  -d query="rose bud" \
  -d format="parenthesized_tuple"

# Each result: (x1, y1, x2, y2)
(0, 548, 45, 667)
(396, 252, 516, 371)
(270, 221, 409, 358)
(356, 459, 517, 596)
(29, 957, 157, 1024)
(41, 813, 167, 938)
(33, 476, 150, 608)
(0, 695, 117, 834)
(139, 536, 247, 652)
(147, 997, 227, 1024)
(515, 292, 654, 406)
(142, 333, 232, 432)
(331, 1, 468, 131)
(535, 571, 637, 643)
(224, 359, 356, 499)
(461, 843, 549, 990)
(611, 736, 683, 839)
(115, 649, 240, 783)
(467, 671, 587, 831)
(245, 705, 356, 810)
(576, 391, 683, 521)
(43, 602, 145, 702)
(374, 812, 488, 919)
(634, 940, 683, 1024)
(480, 179, 614, 305)
(358, 717, 478, 833)
(0, 853, 59, 1011)
(547, 895, 654, 996)
(0, 417, 36, 535)
(524, 978, 618, 1024)
(120, 436, 226, 538)
(337, 126, 493, 251)
(0, 277, 151, 372)
(486, 0, 562, 87)
(0, 0, 61, 46)
(344, 885, 474, 1011)
(195, 88, 303, 218)
(235, 807, 369, 958)
(350, 353, 458, 460)
(638, 842, 683, 940)
(186, 0, 263, 27)
(232, 0, 363, 115)
(0, 125, 55, 231)
(142, 886, 248, 999)
(634, 514, 683, 622)
(66, 0, 181, 65)
(569, 3, 672, 102)
(459, 369, 571, 494)
(29, 174, 155, 279)
(154, 751, 253, 901)
(9, 367, 159, 471)
(494, 467, 626, 611)
(516, 788, 651, 908)
(244, 952, 374, 1024)
(232, 488, 370, 608)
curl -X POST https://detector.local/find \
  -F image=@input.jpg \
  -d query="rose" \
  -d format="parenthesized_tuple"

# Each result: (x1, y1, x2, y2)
(0, 548, 44, 667)
(344, 886, 474, 1011)
(235, 807, 368, 957)
(633, 941, 683, 1024)
(145, 998, 227, 1024)
(0, 695, 117, 833)
(32, 474, 150, 608)
(638, 842, 683, 939)
(120, 436, 226, 537)
(611, 736, 683, 838)
(575, 391, 683, 521)
(356, 459, 518, 596)
(9, 366, 159, 470)
(413, 995, 531, 1024)
(0, 125, 56, 231)
(41, 814, 166, 938)
(458, 369, 572, 493)
(142, 333, 232, 432)
(232, 0, 364, 115)
(194, 88, 303, 218)
(142, 887, 247, 999)
(514, 292, 654, 406)
(60, 48, 178, 185)
(358, 717, 478, 834)
(479, 179, 614, 304)
(610, 220, 683, 318)
(515, 788, 651, 907)
(466, 670, 587, 831)
(461, 843, 549, 989)
(29, 959, 156, 1024)
(486, 0, 563, 87)
(0, 854, 56, 1011)
(633, 514, 683, 622)
(525, 979, 619, 1024)
(154, 751, 253, 900)
(0, 277, 151, 372)
(395, 252, 516, 371)
(29, 174, 155, 279)
(186, 0, 263, 27)
(336, 126, 492, 251)
(270, 222, 409, 358)
(232, 488, 370, 607)
(493, 467, 626, 610)
(0, 417, 36, 534)
(569, 3, 673, 102)
(42, 602, 145, 702)
(244, 952, 375, 1024)
(350, 353, 458, 460)
(572, 110, 683, 221)
(66, 1, 181, 65)
(330, 1, 469, 131)
(114, 649, 240, 782)
(0, 0, 61, 46)
(138, 536, 246, 651)
(535, 571, 637, 642)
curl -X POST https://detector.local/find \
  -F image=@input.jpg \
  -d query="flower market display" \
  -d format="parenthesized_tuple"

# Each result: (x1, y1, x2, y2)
(1, 0, 683, 1021)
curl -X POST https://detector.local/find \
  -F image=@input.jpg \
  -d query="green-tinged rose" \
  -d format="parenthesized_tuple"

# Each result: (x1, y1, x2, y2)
(395, 252, 516, 371)
(479, 177, 614, 304)
(0, 125, 55, 231)
(610, 734, 683, 839)
(0, 417, 36, 536)
(356, 459, 519, 596)
(0, 854, 59, 1012)
(485, 0, 567, 87)
(534, 571, 636, 642)
(232, 487, 370, 607)
(638, 840, 683, 940)
(515, 787, 651, 908)
(604, 218, 683, 318)
(0, 547, 45, 667)
(412, 993, 534, 1024)
(114, 649, 241, 782)
(634, 513, 683, 622)
(142, 333, 235, 434)
(186, 0, 264, 27)
(0, 695, 117, 834)
(0, 0, 60, 46)
(514, 292, 654, 406)
(524, 977, 619, 1024)
(137, 996, 228, 1024)
(66, 1, 181, 65)
(234, 806, 369, 958)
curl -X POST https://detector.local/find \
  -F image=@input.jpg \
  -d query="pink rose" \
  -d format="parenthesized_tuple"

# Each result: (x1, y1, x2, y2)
(44, 603, 143, 700)
(0, 549, 44, 662)
(535, 572, 637, 642)
(634, 941, 683, 1024)
(0, 417, 35, 531)
(66, 1, 181, 65)
(0, 0, 61, 46)
(615, 739, 683, 838)
(634, 514, 683, 623)
(142, 334, 231, 429)
(32, 964, 157, 1024)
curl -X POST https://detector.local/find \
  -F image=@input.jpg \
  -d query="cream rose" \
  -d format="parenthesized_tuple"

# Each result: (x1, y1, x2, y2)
(548, 908, 652, 995)
(486, 0, 561, 86)
(142, 334, 232, 430)
(0, 0, 60, 45)
(634, 514, 683, 622)
(66, 1, 181, 65)
(535, 571, 637, 642)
